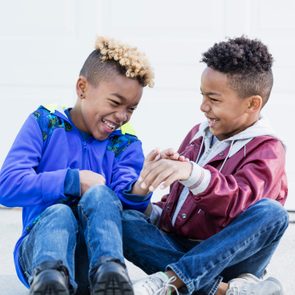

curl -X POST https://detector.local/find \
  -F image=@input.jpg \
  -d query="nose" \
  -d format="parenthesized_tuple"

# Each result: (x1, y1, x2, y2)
(200, 97, 210, 113)
(115, 110, 129, 123)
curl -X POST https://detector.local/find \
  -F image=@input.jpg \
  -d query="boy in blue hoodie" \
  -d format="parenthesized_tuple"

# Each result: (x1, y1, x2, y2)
(0, 36, 154, 295)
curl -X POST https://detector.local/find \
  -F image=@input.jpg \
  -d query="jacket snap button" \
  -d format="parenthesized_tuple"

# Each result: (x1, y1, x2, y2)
(181, 213, 187, 219)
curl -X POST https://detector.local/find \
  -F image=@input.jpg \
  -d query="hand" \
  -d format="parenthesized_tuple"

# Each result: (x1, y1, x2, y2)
(160, 148, 189, 162)
(79, 170, 106, 195)
(131, 149, 161, 195)
(138, 154, 192, 192)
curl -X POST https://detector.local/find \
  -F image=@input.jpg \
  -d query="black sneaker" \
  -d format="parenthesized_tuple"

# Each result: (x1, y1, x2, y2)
(29, 260, 71, 295)
(90, 258, 134, 295)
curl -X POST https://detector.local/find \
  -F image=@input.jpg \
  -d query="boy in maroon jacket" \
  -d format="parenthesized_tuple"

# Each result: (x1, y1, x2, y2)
(123, 37, 288, 295)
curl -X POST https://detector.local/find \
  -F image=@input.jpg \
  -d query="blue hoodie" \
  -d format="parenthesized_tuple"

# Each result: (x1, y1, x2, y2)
(0, 105, 151, 287)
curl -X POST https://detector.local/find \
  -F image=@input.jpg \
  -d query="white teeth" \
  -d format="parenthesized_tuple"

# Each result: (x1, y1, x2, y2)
(103, 119, 116, 130)
(208, 118, 217, 127)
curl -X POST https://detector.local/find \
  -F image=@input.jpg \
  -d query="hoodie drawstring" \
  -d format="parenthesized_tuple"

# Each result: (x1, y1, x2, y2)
(195, 136, 205, 164)
(219, 140, 235, 172)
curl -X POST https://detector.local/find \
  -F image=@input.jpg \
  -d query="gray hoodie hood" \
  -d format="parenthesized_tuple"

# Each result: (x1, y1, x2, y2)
(191, 116, 282, 171)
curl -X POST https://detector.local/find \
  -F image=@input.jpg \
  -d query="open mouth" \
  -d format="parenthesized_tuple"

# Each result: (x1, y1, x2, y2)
(208, 118, 218, 128)
(102, 119, 117, 131)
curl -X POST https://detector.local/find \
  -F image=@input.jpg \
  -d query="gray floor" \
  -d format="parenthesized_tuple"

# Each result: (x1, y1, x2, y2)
(0, 208, 294, 295)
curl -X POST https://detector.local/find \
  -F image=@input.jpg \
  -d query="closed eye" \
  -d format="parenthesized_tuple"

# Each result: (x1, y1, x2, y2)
(109, 99, 120, 106)
(200, 90, 221, 103)
(128, 107, 137, 113)
(210, 97, 219, 102)
(201, 92, 219, 102)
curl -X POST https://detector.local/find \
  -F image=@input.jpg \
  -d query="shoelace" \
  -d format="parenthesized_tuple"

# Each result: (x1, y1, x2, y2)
(154, 276, 179, 295)
(226, 286, 255, 295)
(136, 276, 163, 294)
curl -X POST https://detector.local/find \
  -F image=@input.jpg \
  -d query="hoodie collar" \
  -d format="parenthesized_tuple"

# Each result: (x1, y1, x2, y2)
(194, 116, 276, 140)
(192, 116, 281, 159)
(42, 104, 69, 121)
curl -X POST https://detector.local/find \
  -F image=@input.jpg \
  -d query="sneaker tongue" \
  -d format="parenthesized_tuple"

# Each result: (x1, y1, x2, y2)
(133, 272, 175, 295)
(152, 272, 173, 295)
(150, 276, 165, 291)
(156, 272, 170, 282)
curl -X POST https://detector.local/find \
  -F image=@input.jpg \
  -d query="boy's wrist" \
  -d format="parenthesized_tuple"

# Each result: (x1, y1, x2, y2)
(131, 180, 150, 195)
(179, 161, 194, 181)
(179, 161, 199, 186)
(180, 162, 211, 195)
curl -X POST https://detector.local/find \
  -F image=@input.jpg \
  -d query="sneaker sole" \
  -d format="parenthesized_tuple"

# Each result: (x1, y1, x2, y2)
(92, 271, 134, 295)
(30, 281, 70, 295)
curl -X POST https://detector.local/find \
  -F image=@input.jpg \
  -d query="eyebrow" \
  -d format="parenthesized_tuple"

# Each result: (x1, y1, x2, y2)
(110, 93, 126, 101)
(110, 93, 139, 106)
(200, 89, 221, 96)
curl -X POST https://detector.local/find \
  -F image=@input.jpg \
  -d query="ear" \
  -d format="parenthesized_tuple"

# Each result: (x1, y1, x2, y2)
(76, 76, 88, 99)
(247, 95, 263, 112)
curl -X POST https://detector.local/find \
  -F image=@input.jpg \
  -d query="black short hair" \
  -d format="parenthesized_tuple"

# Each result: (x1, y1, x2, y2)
(201, 36, 273, 106)
(80, 50, 127, 85)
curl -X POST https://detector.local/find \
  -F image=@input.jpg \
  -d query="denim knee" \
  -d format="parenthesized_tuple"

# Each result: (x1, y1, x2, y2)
(122, 210, 149, 244)
(122, 209, 146, 224)
(249, 199, 289, 224)
(79, 185, 122, 211)
(43, 204, 78, 231)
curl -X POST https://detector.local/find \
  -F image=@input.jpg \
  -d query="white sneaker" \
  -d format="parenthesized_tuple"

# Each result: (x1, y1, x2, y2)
(132, 272, 179, 295)
(226, 273, 284, 295)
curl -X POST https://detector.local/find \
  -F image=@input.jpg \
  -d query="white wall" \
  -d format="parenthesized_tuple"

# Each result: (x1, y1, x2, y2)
(0, 0, 294, 208)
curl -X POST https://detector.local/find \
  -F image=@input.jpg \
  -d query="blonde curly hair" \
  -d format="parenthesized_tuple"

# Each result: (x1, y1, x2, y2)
(80, 36, 154, 87)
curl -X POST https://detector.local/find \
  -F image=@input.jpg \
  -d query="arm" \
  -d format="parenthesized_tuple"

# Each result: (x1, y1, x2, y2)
(138, 138, 287, 222)
(0, 114, 68, 207)
(131, 147, 190, 216)
(135, 126, 201, 193)
(136, 157, 193, 192)
(132, 148, 190, 193)
(79, 170, 106, 195)
(109, 140, 152, 211)
(131, 149, 161, 195)
(194, 139, 287, 220)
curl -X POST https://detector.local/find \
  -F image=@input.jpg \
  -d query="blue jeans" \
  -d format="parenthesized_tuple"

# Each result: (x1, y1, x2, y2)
(19, 185, 125, 292)
(122, 199, 289, 295)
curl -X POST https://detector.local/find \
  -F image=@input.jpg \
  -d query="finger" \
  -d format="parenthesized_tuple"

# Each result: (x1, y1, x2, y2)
(140, 160, 175, 191)
(98, 175, 106, 184)
(170, 152, 181, 160)
(138, 150, 160, 183)
(138, 159, 155, 183)
(139, 160, 163, 189)
(159, 173, 180, 189)
(141, 167, 173, 192)
(97, 178, 106, 185)
(178, 155, 190, 162)
(139, 149, 162, 181)
(139, 162, 160, 189)
(154, 153, 161, 161)
(147, 160, 191, 190)
(148, 168, 175, 191)
(160, 148, 176, 159)
(145, 148, 161, 162)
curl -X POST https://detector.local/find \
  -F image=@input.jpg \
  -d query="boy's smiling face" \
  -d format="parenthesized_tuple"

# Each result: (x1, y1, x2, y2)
(200, 67, 261, 140)
(72, 74, 143, 140)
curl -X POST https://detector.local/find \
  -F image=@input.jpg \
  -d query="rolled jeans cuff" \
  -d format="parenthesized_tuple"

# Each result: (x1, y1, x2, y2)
(166, 264, 223, 295)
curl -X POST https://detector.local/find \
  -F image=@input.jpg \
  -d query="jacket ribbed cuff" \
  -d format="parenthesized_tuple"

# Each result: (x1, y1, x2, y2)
(179, 162, 211, 195)
(64, 169, 80, 197)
